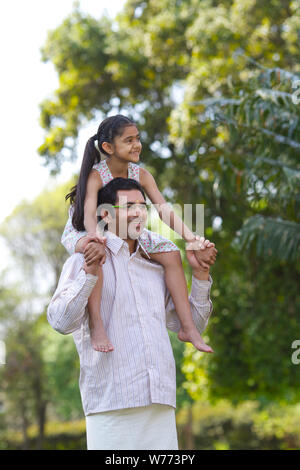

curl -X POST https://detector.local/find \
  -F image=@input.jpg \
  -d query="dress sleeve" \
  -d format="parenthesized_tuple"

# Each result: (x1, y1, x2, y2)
(165, 275, 213, 334)
(61, 206, 87, 255)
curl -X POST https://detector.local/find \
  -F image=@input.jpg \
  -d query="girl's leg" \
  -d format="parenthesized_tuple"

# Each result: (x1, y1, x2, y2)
(88, 266, 114, 352)
(149, 251, 213, 353)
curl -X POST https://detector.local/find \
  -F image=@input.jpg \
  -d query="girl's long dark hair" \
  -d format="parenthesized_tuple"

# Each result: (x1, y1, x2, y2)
(66, 114, 136, 231)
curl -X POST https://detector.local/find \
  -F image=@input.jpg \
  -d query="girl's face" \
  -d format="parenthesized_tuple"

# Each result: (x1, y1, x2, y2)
(110, 125, 142, 163)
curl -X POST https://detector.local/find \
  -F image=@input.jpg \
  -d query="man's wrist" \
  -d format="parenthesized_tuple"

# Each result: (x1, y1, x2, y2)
(192, 268, 210, 281)
(83, 262, 99, 276)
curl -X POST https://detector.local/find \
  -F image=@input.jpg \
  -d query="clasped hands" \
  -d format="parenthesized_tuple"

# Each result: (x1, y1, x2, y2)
(186, 235, 218, 271)
(76, 233, 107, 267)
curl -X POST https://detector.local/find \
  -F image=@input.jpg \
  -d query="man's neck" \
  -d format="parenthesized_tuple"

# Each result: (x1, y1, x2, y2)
(108, 229, 138, 255)
(124, 237, 137, 255)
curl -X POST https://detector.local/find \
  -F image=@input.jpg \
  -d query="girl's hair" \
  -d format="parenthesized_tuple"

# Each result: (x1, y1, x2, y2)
(66, 114, 136, 231)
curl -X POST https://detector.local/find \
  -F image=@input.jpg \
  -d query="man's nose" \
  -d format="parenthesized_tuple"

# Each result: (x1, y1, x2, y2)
(133, 207, 142, 216)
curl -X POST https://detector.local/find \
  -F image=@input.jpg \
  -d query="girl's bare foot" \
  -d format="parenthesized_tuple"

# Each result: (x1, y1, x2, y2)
(178, 327, 214, 353)
(90, 325, 114, 352)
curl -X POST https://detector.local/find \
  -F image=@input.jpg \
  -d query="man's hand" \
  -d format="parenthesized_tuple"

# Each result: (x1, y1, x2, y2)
(186, 238, 217, 280)
(186, 236, 217, 270)
(83, 239, 107, 276)
(75, 235, 99, 253)
(84, 238, 107, 267)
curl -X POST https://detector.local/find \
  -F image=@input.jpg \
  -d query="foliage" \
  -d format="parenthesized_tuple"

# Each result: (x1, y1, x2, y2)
(2, 400, 300, 450)
(0, 180, 82, 448)
(35, 0, 300, 405)
(44, 321, 84, 421)
(0, 317, 49, 449)
(177, 400, 300, 450)
(196, 59, 300, 263)
(0, 178, 75, 290)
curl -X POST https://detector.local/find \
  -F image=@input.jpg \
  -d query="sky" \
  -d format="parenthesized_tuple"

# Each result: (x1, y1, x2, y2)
(0, 0, 125, 224)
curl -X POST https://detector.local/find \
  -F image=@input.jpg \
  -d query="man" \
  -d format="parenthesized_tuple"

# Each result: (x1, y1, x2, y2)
(47, 178, 217, 450)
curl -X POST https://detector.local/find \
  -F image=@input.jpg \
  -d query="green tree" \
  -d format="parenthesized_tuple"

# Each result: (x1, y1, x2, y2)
(0, 179, 75, 290)
(196, 58, 300, 262)
(36, 0, 300, 404)
(1, 318, 48, 449)
(0, 180, 83, 448)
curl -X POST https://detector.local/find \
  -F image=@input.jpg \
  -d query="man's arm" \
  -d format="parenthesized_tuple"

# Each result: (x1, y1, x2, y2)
(165, 240, 216, 334)
(47, 254, 98, 335)
(165, 269, 213, 334)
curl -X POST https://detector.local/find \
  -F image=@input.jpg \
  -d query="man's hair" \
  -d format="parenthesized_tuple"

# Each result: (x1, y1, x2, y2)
(97, 177, 147, 225)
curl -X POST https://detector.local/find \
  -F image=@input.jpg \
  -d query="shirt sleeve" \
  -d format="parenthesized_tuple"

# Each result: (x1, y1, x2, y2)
(165, 275, 213, 334)
(47, 254, 98, 335)
(61, 206, 87, 255)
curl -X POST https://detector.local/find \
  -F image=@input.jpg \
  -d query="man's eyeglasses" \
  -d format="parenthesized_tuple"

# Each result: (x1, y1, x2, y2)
(112, 203, 150, 212)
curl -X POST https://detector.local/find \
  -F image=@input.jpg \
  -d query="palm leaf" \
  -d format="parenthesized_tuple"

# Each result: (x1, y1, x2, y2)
(236, 215, 300, 262)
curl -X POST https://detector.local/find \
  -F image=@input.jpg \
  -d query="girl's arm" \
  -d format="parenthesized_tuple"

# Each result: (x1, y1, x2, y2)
(84, 170, 103, 235)
(140, 168, 198, 243)
(61, 171, 102, 255)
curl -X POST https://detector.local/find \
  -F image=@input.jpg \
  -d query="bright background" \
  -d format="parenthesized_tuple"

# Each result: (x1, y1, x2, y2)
(1, 0, 299, 451)
(0, 0, 124, 224)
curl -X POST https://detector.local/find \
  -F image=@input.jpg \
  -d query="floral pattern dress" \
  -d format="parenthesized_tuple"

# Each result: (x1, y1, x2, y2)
(61, 159, 179, 255)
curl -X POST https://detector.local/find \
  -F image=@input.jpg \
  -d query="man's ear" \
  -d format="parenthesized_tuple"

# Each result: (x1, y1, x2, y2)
(96, 204, 115, 234)
(97, 203, 115, 222)
(100, 208, 109, 221)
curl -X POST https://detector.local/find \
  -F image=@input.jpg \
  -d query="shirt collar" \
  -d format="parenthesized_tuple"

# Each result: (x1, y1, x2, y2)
(104, 230, 151, 259)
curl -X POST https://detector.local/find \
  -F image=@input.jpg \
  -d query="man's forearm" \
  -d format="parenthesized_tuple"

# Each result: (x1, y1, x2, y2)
(192, 268, 210, 281)
(47, 258, 98, 335)
(84, 262, 99, 276)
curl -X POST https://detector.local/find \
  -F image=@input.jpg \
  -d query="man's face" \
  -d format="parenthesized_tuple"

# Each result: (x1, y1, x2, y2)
(102, 189, 148, 240)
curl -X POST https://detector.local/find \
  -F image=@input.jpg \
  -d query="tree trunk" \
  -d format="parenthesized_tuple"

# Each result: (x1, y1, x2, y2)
(20, 402, 30, 450)
(184, 406, 195, 450)
(36, 401, 47, 450)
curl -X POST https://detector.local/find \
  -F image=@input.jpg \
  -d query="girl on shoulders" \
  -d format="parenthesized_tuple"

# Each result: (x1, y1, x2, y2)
(63, 115, 216, 353)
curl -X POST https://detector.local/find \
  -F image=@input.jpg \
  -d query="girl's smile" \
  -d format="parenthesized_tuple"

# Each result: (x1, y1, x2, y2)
(114, 125, 142, 162)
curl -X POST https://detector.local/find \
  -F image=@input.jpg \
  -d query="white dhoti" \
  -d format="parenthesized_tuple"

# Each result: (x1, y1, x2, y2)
(85, 403, 178, 450)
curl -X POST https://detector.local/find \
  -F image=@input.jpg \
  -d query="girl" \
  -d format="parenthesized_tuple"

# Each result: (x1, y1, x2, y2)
(63, 115, 216, 354)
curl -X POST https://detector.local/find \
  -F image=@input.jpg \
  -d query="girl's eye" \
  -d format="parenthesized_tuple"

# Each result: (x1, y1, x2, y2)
(126, 137, 140, 143)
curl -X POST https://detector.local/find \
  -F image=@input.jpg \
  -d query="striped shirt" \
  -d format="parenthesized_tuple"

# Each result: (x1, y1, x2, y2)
(47, 230, 213, 416)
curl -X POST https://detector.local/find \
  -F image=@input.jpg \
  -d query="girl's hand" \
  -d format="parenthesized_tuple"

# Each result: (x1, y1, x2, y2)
(186, 235, 214, 251)
(87, 231, 107, 245)
(83, 238, 107, 266)
(75, 234, 100, 253)
(186, 238, 217, 270)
